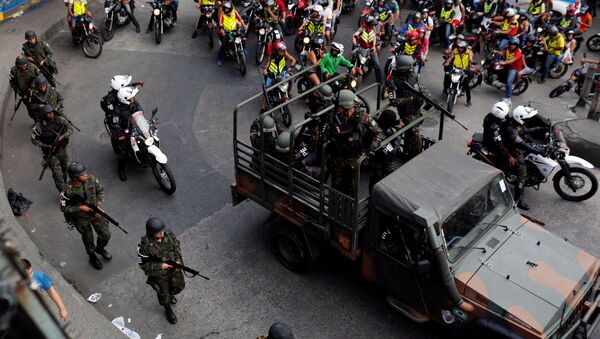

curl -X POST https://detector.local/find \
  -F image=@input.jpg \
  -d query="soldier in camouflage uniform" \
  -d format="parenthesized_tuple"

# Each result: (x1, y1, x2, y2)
(31, 105, 72, 192)
(138, 217, 185, 324)
(60, 162, 112, 270)
(250, 114, 279, 152)
(387, 55, 423, 159)
(9, 56, 41, 121)
(23, 31, 58, 78)
(327, 89, 382, 196)
(30, 75, 64, 121)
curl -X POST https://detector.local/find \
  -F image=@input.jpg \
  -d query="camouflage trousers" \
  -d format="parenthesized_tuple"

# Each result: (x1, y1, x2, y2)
(401, 113, 422, 159)
(72, 216, 111, 256)
(47, 147, 69, 192)
(147, 270, 185, 306)
(329, 156, 358, 196)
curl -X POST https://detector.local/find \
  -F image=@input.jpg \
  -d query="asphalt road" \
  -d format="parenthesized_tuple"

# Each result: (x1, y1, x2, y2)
(1, 1, 600, 338)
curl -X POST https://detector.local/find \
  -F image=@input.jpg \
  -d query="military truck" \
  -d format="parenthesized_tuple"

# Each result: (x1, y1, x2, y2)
(231, 77, 600, 338)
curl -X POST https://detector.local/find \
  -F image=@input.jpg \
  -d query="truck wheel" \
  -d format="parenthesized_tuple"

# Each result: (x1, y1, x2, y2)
(272, 226, 311, 273)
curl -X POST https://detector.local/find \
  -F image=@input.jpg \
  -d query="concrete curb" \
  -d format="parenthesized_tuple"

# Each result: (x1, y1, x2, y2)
(0, 2, 124, 337)
(556, 119, 600, 168)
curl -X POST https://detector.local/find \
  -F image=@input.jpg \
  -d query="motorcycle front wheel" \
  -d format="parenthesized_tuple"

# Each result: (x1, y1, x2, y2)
(294, 35, 303, 54)
(549, 63, 568, 79)
(469, 72, 483, 89)
(154, 19, 162, 44)
(82, 34, 103, 58)
(256, 41, 266, 66)
(239, 51, 247, 76)
(512, 77, 529, 96)
(151, 161, 177, 194)
(586, 35, 600, 52)
(553, 167, 598, 202)
(208, 27, 215, 48)
(549, 83, 571, 98)
(446, 93, 456, 113)
(100, 20, 115, 41)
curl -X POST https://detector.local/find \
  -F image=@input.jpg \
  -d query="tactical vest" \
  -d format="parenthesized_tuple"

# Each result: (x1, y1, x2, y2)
(559, 17, 572, 29)
(404, 43, 417, 56)
(332, 114, 362, 157)
(38, 119, 65, 145)
(501, 19, 519, 36)
(453, 50, 469, 69)
(265, 5, 280, 22)
(308, 19, 323, 34)
(377, 7, 389, 21)
(441, 7, 454, 20)
(72, 0, 86, 16)
(223, 12, 237, 31)
(268, 56, 286, 75)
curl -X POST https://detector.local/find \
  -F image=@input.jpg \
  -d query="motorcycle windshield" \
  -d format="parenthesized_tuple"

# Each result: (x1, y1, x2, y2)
(131, 111, 151, 139)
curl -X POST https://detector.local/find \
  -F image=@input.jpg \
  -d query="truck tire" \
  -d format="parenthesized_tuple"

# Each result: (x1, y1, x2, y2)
(272, 226, 311, 273)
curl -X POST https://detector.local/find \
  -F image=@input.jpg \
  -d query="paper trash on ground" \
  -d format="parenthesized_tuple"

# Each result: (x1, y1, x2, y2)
(86, 293, 102, 303)
(111, 316, 141, 339)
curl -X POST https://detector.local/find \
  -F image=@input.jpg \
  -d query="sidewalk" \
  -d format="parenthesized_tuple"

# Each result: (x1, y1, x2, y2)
(0, 1, 123, 337)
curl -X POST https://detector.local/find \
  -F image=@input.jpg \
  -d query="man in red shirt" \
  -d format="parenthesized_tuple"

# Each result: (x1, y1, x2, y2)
(493, 38, 530, 101)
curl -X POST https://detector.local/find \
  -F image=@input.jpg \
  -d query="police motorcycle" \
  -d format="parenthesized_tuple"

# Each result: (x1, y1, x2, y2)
(467, 109, 598, 202)
(72, 15, 103, 58)
(100, 0, 134, 41)
(147, 0, 176, 44)
(105, 107, 176, 194)
(445, 67, 467, 113)
(195, 4, 217, 48)
(222, 30, 248, 75)
(256, 21, 278, 65)
(469, 52, 530, 96)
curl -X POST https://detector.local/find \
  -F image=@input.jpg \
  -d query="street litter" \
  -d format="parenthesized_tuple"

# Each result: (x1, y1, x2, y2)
(112, 316, 141, 339)
(86, 293, 102, 303)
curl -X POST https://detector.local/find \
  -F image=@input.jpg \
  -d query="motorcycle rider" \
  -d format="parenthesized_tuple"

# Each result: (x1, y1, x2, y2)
(482, 101, 513, 174)
(319, 0, 335, 41)
(30, 75, 65, 122)
(352, 16, 382, 84)
(305, 36, 327, 85)
(109, 86, 143, 181)
(191, 0, 217, 39)
(517, 8, 531, 43)
(261, 41, 297, 110)
(502, 105, 547, 210)
(538, 25, 564, 84)
(22, 31, 58, 77)
(578, 6, 592, 34)
(387, 55, 423, 158)
(527, 0, 545, 28)
(68, 0, 93, 38)
(326, 89, 381, 195)
(31, 104, 73, 192)
(389, 30, 422, 75)
(438, 0, 456, 48)
(101, 75, 144, 121)
(492, 38, 528, 103)
(300, 5, 326, 37)
(492, 7, 519, 50)
(558, 5, 578, 32)
(311, 42, 354, 85)
(476, 0, 498, 20)
(443, 39, 472, 107)
(263, 0, 286, 34)
(374, 0, 393, 45)
(265, 29, 285, 60)
(523, 34, 539, 68)
(9, 55, 41, 122)
(421, 9, 434, 45)
(216, 1, 246, 67)
(560, 30, 577, 65)
(397, 12, 425, 34)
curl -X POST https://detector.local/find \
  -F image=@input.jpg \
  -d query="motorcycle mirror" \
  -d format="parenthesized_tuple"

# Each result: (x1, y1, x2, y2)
(151, 107, 158, 119)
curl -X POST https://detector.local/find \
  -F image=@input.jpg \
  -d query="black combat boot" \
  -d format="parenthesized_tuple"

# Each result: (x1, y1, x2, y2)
(94, 240, 112, 260)
(170, 295, 177, 304)
(164, 305, 177, 324)
(513, 185, 530, 211)
(89, 253, 103, 270)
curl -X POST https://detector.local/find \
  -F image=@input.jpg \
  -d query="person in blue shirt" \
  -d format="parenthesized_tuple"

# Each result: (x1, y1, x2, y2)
(397, 12, 426, 34)
(21, 258, 68, 321)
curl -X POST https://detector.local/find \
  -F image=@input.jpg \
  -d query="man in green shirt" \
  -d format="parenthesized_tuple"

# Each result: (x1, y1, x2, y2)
(309, 42, 354, 85)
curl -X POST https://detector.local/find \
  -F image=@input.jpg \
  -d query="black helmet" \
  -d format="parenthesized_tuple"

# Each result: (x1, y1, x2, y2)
(395, 55, 414, 72)
(68, 162, 87, 179)
(526, 34, 537, 43)
(267, 323, 295, 339)
(25, 30, 37, 40)
(35, 75, 48, 87)
(444, 0, 453, 5)
(311, 36, 325, 49)
(40, 104, 54, 116)
(319, 0, 329, 7)
(377, 109, 398, 130)
(15, 55, 28, 66)
(318, 84, 333, 99)
(146, 217, 166, 235)
(548, 25, 559, 35)
(365, 15, 376, 27)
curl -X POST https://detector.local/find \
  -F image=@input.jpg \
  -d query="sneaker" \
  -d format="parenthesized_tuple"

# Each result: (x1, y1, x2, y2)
(466, 101, 472, 108)
(216, 59, 223, 66)
(191, 30, 198, 39)
(135, 26, 141, 33)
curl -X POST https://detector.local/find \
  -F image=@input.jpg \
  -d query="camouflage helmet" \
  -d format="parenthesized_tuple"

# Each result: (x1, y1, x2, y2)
(25, 30, 37, 40)
(261, 115, 277, 133)
(276, 132, 291, 153)
(318, 85, 333, 99)
(35, 75, 48, 87)
(15, 55, 28, 66)
(267, 322, 295, 339)
(338, 89, 356, 109)
(395, 55, 414, 72)
(40, 104, 54, 116)
(68, 162, 87, 179)
(146, 217, 165, 236)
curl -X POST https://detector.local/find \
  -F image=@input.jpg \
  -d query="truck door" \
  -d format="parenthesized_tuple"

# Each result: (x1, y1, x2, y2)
(373, 212, 427, 315)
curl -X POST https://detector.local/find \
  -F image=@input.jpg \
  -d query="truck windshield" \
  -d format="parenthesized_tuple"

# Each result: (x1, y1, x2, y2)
(443, 175, 513, 262)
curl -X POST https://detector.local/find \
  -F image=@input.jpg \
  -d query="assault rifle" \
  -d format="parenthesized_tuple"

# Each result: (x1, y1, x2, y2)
(164, 260, 210, 280)
(11, 91, 23, 121)
(401, 80, 468, 128)
(84, 203, 128, 234)
(22, 48, 60, 87)
(31, 92, 81, 132)
(39, 124, 66, 181)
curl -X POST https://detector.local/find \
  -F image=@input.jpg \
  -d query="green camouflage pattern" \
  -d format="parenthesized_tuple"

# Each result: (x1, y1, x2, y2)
(30, 85, 64, 115)
(9, 64, 40, 95)
(32, 116, 73, 191)
(22, 41, 58, 75)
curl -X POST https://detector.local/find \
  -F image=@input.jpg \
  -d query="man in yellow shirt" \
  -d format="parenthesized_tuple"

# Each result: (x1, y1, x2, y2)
(68, 0, 92, 31)
(538, 25, 564, 83)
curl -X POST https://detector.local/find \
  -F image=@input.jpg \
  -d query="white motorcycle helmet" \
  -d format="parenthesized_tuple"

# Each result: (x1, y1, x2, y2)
(313, 4, 324, 13)
(118, 86, 139, 105)
(331, 41, 344, 54)
(111, 75, 133, 91)
(512, 105, 538, 125)
(490, 101, 510, 120)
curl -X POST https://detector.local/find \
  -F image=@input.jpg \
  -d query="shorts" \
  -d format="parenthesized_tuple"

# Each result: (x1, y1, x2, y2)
(452, 19, 460, 26)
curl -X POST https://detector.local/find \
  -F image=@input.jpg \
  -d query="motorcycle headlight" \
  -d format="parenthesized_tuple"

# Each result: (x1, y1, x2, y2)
(279, 82, 289, 92)
(350, 79, 357, 88)
(303, 37, 310, 44)
(153, 8, 161, 15)
(358, 54, 367, 64)
(145, 137, 155, 146)
(104, 6, 112, 13)
(89, 22, 95, 29)
(451, 74, 461, 82)
(259, 28, 266, 35)
(481, 60, 485, 65)
(235, 37, 242, 44)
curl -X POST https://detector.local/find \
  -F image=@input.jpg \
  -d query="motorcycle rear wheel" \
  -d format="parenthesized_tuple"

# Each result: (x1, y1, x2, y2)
(469, 73, 483, 89)
(239, 52, 247, 76)
(100, 20, 115, 41)
(586, 35, 600, 52)
(512, 77, 529, 96)
(553, 167, 598, 202)
(154, 20, 162, 44)
(549, 63, 568, 79)
(82, 34, 103, 58)
(151, 161, 177, 194)
(549, 84, 570, 98)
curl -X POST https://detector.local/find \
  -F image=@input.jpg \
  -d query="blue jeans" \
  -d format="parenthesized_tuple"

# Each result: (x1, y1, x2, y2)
(542, 53, 559, 80)
(266, 71, 290, 87)
(443, 23, 452, 48)
(505, 68, 518, 98)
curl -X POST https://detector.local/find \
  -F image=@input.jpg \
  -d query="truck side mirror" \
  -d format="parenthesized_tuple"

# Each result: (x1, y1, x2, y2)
(416, 260, 431, 275)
